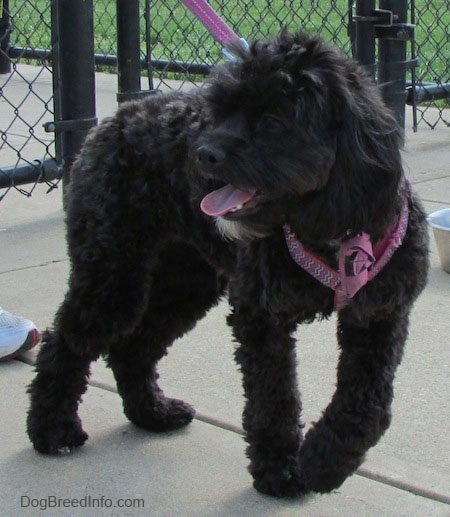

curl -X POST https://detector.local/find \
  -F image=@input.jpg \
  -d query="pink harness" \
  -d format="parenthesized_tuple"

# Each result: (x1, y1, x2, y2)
(283, 196, 409, 311)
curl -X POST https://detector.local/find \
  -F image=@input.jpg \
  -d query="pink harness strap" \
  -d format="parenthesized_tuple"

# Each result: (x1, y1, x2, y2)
(283, 195, 409, 311)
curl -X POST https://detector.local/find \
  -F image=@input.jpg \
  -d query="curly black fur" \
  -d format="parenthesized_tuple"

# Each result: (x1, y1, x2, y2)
(27, 30, 429, 498)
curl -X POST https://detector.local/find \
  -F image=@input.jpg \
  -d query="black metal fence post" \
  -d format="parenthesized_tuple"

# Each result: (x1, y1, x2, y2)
(50, 0, 62, 177)
(50, 0, 96, 189)
(352, 0, 417, 129)
(353, 0, 377, 78)
(117, 0, 146, 102)
(0, 0, 11, 74)
(377, 0, 409, 128)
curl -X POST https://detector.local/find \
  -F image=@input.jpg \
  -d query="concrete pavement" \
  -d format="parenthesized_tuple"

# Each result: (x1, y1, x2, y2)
(0, 66, 449, 516)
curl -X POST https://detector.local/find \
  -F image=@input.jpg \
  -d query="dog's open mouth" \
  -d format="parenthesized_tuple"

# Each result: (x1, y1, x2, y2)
(200, 184, 260, 217)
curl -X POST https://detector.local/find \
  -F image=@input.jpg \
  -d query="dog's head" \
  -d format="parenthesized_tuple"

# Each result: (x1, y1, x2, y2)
(194, 30, 403, 242)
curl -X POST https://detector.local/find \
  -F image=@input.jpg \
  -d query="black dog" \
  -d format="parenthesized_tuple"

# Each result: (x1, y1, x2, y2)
(27, 30, 429, 497)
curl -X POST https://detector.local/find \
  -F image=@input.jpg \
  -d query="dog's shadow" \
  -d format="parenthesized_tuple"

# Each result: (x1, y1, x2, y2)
(220, 487, 316, 515)
(5, 422, 318, 513)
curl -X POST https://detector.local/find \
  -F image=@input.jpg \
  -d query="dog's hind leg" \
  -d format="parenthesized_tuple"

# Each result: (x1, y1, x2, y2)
(107, 241, 225, 432)
(27, 231, 156, 454)
(26, 325, 96, 454)
(298, 313, 408, 493)
(26, 275, 119, 454)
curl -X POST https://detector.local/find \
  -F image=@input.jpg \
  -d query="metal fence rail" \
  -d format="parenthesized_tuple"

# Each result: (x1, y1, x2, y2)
(1, 0, 449, 200)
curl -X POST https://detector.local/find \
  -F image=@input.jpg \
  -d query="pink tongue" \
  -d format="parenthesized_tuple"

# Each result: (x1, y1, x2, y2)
(200, 184, 257, 217)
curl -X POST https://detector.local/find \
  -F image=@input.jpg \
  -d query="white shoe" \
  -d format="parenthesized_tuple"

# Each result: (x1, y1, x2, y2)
(0, 308, 41, 361)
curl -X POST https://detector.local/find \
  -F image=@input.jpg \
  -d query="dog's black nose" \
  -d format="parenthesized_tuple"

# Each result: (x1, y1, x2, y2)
(197, 145, 226, 165)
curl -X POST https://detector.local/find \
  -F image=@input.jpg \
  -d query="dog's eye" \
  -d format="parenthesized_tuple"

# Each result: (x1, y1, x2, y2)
(258, 114, 284, 131)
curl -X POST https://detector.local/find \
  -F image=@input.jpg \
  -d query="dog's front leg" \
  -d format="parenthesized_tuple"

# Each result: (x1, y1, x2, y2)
(299, 312, 408, 493)
(230, 311, 305, 497)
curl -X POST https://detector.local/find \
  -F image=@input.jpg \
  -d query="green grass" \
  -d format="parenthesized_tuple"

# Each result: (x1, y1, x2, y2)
(7, 0, 449, 86)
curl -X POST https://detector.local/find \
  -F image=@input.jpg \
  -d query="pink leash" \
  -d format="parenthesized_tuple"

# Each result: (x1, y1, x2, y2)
(180, 0, 249, 58)
(283, 194, 409, 311)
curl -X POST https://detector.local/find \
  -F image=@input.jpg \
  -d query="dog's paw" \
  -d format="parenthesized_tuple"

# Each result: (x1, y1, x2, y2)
(252, 466, 308, 498)
(27, 415, 88, 455)
(298, 430, 362, 493)
(298, 461, 349, 494)
(124, 396, 195, 432)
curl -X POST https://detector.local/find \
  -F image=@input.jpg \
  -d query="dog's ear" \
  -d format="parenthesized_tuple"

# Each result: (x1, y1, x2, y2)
(288, 41, 404, 242)
(330, 63, 404, 235)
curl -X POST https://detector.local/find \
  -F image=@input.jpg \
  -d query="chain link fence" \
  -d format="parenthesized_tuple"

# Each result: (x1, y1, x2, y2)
(408, 1, 450, 128)
(1, 0, 449, 199)
(0, 0, 58, 199)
